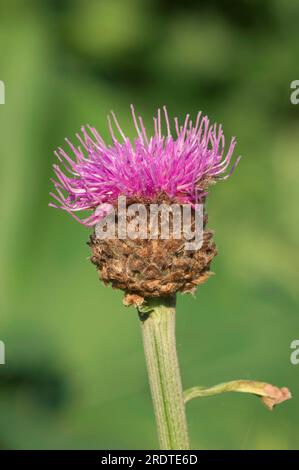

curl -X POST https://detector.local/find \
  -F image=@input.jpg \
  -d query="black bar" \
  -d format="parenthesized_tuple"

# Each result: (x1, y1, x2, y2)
(0, 450, 298, 465)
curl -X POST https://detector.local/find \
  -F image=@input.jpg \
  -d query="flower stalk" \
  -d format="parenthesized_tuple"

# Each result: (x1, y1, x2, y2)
(138, 296, 190, 450)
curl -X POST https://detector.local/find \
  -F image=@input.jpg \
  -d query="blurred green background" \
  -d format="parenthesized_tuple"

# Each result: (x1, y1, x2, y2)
(0, 0, 299, 450)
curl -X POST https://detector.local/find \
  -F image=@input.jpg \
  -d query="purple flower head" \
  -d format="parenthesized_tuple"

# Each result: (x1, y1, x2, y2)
(50, 106, 240, 226)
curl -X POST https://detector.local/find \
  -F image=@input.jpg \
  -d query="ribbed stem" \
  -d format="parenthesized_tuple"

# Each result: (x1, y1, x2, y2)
(138, 296, 190, 450)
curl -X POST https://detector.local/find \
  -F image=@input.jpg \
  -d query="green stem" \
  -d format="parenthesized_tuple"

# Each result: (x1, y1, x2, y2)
(138, 296, 190, 450)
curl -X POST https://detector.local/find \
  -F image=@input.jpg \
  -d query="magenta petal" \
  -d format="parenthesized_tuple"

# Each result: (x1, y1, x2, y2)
(50, 106, 240, 226)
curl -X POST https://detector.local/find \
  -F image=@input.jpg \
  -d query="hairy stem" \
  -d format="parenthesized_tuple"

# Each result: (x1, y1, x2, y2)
(138, 296, 190, 450)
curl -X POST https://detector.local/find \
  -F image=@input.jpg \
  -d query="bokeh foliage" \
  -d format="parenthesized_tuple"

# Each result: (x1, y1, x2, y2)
(0, 0, 298, 449)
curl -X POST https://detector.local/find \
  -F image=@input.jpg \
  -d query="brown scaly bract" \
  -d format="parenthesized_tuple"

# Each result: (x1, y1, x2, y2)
(88, 196, 217, 306)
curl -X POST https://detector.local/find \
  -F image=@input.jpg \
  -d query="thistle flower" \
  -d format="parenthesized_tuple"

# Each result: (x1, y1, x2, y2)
(50, 107, 290, 451)
(50, 106, 240, 226)
(50, 106, 240, 304)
